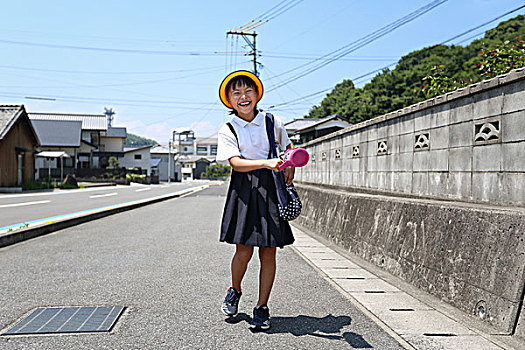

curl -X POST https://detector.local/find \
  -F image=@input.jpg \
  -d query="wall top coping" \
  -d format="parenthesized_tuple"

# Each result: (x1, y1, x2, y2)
(302, 67, 525, 147)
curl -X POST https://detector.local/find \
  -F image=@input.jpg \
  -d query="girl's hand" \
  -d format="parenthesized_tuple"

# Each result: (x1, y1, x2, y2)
(264, 158, 283, 171)
(285, 166, 295, 185)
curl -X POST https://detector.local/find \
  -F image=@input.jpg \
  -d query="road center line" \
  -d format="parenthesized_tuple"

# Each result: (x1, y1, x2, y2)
(135, 188, 151, 192)
(89, 193, 118, 199)
(0, 200, 51, 208)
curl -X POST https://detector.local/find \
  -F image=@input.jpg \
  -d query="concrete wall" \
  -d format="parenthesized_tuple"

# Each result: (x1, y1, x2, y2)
(296, 68, 525, 206)
(293, 69, 525, 337)
(294, 183, 525, 334)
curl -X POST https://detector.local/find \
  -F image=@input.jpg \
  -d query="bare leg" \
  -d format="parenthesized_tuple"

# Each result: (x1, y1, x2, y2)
(231, 244, 253, 293)
(257, 247, 277, 306)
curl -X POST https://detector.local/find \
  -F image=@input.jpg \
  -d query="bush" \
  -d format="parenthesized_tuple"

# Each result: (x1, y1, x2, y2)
(126, 173, 146, 183)
(478, 37, 525, 78)
(21, 179, 79, 191)
(201, 164, 231, 178)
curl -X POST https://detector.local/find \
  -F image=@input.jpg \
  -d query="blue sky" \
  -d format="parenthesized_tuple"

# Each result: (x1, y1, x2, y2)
(1, 0, 524, 143)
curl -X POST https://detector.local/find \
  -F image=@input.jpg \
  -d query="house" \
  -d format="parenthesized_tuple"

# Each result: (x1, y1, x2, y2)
(31, 119, 82, 179)
(285, 114, 352, 145)
(195, 136, 218, 156)
(173, 127, 195, 155)
(150, 145, 179, 182)
(99, 126, 127, 168)
(177, 154, 215, 181)
(121, 145, 152, 174)
(172, 127, 218, 181)
(28, 112, 106, 168)
(0, 105, 39, 187)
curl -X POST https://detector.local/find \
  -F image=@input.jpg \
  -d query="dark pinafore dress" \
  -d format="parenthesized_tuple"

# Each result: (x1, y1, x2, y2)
(219, 120, 295, 248)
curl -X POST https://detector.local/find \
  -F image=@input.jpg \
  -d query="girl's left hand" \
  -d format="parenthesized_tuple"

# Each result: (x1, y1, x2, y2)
(284, 166, 295, 185)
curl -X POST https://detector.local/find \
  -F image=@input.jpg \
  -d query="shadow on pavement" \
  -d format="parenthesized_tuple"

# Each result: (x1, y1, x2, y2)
(225, 313, 373, 348)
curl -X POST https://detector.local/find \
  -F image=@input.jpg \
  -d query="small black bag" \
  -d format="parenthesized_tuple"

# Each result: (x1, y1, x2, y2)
(265, 113, 302, 221)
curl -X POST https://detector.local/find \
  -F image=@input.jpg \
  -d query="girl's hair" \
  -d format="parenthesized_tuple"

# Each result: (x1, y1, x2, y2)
(225, 75, 259, 116)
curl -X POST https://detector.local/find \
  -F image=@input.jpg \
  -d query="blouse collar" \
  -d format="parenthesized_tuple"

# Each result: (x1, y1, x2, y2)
(231, 111, 264, 128)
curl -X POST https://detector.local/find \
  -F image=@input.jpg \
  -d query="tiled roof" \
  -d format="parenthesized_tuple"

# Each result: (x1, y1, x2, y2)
(0, 105, 24, 140)
(177, 155, 215, 163)
(195, 137, 218, 145)
(28, 112, 107, 131)
(105, 127, 127, 138)
(284, 118, 322, 132)
(31, 120, 82, 147)
(150, 145, 171, 154)
(124, 145, 152, 153)
(294, 114, 350, 132)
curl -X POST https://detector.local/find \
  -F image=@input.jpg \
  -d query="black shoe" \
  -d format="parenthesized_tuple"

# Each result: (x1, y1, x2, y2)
(250, 305, 270, 330)
(222, 287, 242, 316)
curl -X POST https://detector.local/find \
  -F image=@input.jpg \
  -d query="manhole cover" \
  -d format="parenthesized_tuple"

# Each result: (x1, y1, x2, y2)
(2, 306, 125, 335)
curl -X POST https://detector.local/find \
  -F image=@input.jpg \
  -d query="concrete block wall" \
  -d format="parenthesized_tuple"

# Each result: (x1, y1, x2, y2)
(296, 68, 525, 206)
(293, 69, 525, 338)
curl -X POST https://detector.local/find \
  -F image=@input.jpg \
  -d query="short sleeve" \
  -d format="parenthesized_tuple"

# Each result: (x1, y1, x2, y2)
(216, 123, 241, 165)
(273, 115, 292, 150)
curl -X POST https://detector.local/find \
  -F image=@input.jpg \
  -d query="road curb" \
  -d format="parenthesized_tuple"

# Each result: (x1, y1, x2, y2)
(0, 185, 209, 249)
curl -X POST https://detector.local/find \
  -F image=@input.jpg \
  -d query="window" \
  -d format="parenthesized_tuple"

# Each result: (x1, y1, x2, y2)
(134, 154, 142, 160)
(197, 146, 207, 155)
(211, 145, 217, 155)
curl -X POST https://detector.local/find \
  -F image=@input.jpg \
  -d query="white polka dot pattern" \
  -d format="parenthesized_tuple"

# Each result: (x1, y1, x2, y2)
(278, 185, 302, 221)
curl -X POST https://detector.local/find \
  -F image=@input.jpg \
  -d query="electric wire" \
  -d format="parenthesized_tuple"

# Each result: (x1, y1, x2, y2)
(266, 0, 448, 92)
(438, 4, 525, 45)
(0, 64, 225, 75)
(266, 4, 525, 109)
(231, 0, 305, 33)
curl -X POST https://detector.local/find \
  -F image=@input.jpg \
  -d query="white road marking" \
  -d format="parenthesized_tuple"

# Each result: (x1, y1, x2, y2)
(0, 200, 50, 208)
(89, 193, 118, 199)
(135, 188, 151, 192)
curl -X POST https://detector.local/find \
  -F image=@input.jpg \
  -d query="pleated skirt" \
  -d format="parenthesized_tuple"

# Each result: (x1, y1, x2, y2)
(220, 168, 294, 248)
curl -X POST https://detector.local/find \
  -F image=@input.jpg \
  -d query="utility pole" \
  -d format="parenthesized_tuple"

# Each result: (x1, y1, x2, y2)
(226, 31, 259, 76)
(168, 141, 171, 184)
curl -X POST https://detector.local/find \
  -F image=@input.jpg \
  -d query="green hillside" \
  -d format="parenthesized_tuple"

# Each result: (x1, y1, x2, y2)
(307, 15, 525, 123)
(124, 133, 158, 147)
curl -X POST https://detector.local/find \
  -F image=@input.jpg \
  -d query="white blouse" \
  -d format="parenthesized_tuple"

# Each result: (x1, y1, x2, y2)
(216, 112, 291, 165)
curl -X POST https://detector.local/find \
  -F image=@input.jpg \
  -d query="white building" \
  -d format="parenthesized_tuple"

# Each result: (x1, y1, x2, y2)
(121, 145, 152, 175)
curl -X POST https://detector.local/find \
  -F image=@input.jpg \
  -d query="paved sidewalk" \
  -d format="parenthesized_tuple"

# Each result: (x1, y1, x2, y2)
(0, 184, 405, 349)
(291, 229, 509, 350)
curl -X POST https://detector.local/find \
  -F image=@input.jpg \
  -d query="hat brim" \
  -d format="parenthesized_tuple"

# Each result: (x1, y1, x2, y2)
(219, 70, 263, 109)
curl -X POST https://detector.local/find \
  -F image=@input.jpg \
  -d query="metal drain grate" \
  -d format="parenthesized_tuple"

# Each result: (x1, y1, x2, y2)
(2, 306, 125, 335)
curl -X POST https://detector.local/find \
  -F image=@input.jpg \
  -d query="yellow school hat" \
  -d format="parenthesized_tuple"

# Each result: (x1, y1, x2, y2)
(219, 70, 263, 109)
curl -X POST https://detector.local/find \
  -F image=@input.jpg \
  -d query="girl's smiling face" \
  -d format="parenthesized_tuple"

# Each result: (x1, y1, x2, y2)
(227, 80, 258, 120)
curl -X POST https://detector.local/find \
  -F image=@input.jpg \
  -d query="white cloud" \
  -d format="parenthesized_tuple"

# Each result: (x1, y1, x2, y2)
(190, 120, 218, 137)
(122, 120, 173, 144)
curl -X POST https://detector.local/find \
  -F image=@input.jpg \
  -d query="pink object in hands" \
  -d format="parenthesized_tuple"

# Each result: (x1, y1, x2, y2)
(278, 148, 309, 171)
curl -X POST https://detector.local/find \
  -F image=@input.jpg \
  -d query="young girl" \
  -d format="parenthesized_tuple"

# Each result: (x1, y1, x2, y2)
(216, 70, 295, 331)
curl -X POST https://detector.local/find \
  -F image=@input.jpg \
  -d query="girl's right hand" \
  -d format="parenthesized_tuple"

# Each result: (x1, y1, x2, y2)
(264, 158, 283, 171)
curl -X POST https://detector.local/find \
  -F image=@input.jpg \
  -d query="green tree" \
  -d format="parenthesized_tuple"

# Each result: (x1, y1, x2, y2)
(106, 156, 121, 169)
(304, 15, 525, 122)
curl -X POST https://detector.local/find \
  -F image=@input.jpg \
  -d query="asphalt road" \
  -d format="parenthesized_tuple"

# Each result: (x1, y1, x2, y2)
(0, 183, 405, 349)
(0, 182, 206, 230)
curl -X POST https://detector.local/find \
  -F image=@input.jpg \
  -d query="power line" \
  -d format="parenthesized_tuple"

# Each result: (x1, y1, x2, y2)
(266, 4, 525, 110)
(232, 0, 305, 33)
(0, 64, 225, 75)
(266, 0, 448, 92)
(439, 4, 525, 45)
(0, 38, 228, 56)
(0, 66, 223, 90)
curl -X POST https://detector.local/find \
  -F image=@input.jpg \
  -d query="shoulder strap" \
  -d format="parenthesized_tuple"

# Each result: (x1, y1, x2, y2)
(226, 122, 238, 146)
(265, 113, 278, 158)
